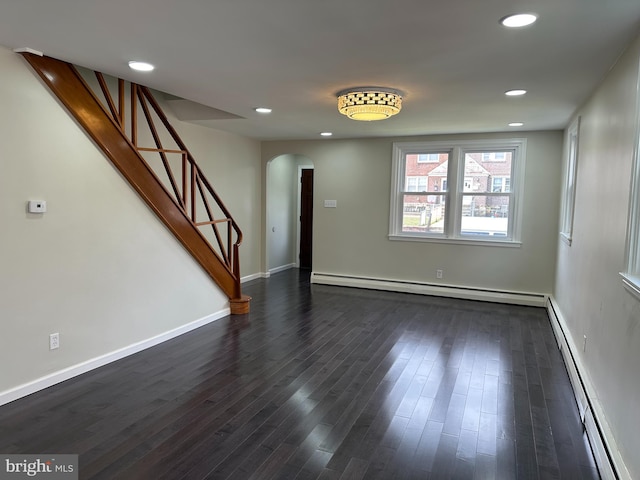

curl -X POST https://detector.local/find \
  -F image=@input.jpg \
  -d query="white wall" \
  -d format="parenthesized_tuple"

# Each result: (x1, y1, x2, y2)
(167, 109, 262, 278)
(266, 154, 313, 271)
(263, 131, 562, 295)
(0, 46, 261, 397)
(554, 32, 640, 479)
(267, 154, 298, 271)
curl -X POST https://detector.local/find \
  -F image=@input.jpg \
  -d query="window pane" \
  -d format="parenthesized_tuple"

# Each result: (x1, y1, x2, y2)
(405, 153, 449, 194)
(406, 176, 428, 192)
(491, 176, 510, 192)
(402, 194, 446, 233)
(465, 152, 512, 193)
(461, 195, 509, 237)
(561, 118, 580, 241)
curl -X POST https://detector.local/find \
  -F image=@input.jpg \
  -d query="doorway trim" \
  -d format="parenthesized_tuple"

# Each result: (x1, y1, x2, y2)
(296, 165, 314, 268)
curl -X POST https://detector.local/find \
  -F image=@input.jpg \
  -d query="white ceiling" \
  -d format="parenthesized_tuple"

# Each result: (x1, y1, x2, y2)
(1, 0, 639, 140)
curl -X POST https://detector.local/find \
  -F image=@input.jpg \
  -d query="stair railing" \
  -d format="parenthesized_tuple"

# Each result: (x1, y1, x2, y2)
(92, 72, 243, 285)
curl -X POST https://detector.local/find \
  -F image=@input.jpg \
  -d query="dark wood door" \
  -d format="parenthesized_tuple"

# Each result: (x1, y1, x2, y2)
(299, 169, 313, 269)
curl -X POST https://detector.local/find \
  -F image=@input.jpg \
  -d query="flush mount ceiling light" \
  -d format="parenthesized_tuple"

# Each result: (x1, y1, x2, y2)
(500, 13, 538, 28)
(337, 87, 402, 121)
(509, 122, 524, 127)
(128, 61, 154, 72)
(320, 132, 333, 137)
(254, 107, 272, 114)
(505, 89, 527, 96)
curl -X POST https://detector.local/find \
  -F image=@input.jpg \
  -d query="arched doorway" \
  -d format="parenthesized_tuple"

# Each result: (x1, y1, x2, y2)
(265, 154, 314, 274)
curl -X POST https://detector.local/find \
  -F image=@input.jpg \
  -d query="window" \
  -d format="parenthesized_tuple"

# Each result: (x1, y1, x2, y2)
(622, 97, 640, 297)
(390, 139, 526, 245)
(482, 152, 506, 162)
(406, 176, 428, 192)
(560, 117, 580, 245)
(417, 153, 440, 163)
(492, 176, 510, 192)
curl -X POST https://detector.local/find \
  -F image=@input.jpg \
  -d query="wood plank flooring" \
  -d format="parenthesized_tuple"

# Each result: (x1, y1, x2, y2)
(0, 269, 599, 479)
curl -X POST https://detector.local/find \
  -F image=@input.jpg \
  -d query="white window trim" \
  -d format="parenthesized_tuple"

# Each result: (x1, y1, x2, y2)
(389, 139, 526, 246)
(622, 67, 640, 299)
(560, 117, 580, 246)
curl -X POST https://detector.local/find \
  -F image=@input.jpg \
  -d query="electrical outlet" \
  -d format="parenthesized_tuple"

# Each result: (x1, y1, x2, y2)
(436, 269, 443, 279)
(49, 332, 59, 350)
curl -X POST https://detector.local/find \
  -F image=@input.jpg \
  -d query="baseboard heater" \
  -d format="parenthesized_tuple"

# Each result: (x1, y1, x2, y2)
(547, 297, 626, 480)
(311, 272, 547, 307)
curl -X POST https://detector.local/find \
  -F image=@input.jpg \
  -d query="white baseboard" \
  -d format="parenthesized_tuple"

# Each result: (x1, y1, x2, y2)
(311, 272, 548, 307)
(269, 263, 295, 275)
(0, 308, 230, 407)
(546, 297, 630, 480)
(241, 272, 270, 282)
(242, 265, 295, 283)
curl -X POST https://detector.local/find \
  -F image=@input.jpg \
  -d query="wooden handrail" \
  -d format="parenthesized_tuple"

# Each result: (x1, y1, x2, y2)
(20, 52, 248, 308)
(137, 86, 245, 270)
(89, 71, 243, 277)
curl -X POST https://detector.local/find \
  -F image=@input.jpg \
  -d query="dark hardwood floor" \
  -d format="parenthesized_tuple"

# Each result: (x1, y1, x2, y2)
(0, 270, 599, 479)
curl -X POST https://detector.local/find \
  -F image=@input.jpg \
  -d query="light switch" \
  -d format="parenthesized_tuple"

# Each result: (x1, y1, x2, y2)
(324, 200, 337, 208)
(28, 200, 47, 213)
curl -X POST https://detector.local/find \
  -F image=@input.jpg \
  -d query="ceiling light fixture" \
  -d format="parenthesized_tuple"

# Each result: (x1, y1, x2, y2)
(337, 87, 402, 121)
(128, 61, 154, 72)
(505, 89, 527, 96)
(320, 132, 333, 137)
(509, 122, 524, 127)
(254, 107, 272, 114)
(500, 13, 538, 28)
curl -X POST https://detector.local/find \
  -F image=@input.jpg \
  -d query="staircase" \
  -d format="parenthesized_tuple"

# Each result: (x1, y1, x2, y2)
(20, 53, 250, 314)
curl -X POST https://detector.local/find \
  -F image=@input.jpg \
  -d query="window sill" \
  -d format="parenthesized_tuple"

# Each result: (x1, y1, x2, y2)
(389, 234, 522, 248)
(560, 232, 573, 246)
(620, 273, 640, 301)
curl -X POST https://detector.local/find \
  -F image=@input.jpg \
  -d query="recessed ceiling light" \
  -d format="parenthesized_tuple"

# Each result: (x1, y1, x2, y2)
(505, 89, 527, 96)
(509, 122, 524, 127)
(500, 13, 538, 28)
(128, 61, 154, 72)
(320, 132, 333, 137)
(254, 107, 272, 114)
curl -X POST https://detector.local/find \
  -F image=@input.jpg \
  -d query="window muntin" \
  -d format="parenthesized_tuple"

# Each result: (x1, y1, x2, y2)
(390, 139, 525, 245)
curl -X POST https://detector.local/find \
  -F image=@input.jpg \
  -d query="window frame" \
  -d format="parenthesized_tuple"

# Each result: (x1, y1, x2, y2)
(621, 74, 640, 298)
(389, 139, 526, 246)
(560, 117, 580, 246)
